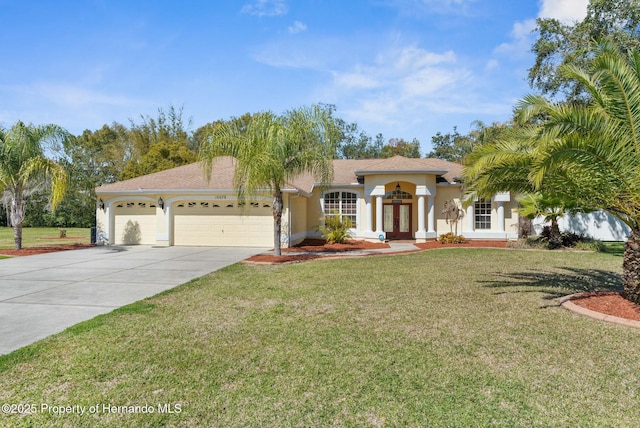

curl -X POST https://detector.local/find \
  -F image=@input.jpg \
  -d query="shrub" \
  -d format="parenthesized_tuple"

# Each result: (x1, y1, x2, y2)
(518, 231, 605, 252)
(319, 214, 353, 244)
(438, 232, 467, 244)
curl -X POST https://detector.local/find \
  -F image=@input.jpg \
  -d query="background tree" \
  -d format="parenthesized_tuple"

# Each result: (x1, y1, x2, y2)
(428, 126, 474, 162)
(199, 104, 338, 255)
(428, 122, 510, 163)
(529, 0, 640, 100)
(193, 113, 253, 153)
(0, 121, 68, 249)
(335, 120, 384, 159)
(120, 140, 197, 180)
(380, 138, 421, 158)
(122, 105, 195, 179)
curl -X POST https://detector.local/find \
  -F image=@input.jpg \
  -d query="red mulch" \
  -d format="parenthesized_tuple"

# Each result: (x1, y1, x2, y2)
(0, 243, 95, 256)
(283, 238, 390, 253)
(245, 239, 390, 264)
(569, 292, 640, 321)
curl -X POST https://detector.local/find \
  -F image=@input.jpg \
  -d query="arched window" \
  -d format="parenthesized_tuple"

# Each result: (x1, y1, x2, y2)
(324, 191, 358, 227)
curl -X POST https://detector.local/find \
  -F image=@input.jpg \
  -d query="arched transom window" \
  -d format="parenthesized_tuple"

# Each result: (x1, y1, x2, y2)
(324, 191, 357, 227)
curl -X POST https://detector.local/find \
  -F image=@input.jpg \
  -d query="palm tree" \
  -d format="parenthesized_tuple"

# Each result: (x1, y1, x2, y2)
(0, 121, 69, 249)
(199, 105, 337, 256)
(516, 193, 581, 249)
(462, 122, 575, 245)
(466, 39, 640, 304)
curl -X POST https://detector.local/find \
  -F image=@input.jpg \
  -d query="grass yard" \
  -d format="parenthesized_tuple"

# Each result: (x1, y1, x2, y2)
(0, 227, 91, 249)
(1, 248, 638, 427)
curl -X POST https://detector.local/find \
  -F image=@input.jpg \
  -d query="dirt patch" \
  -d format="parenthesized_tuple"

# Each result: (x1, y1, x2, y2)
(0, 243, 95, 257)
(414, 240, 508, 250)
(569, 292, 640, 321)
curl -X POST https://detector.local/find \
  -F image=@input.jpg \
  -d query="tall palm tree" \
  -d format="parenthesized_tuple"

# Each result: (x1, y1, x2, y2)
(199, 105, 337, 256)
(466, 39, 640, 304)
(0, 121, 69, 249)
(524, 40, 640, 304)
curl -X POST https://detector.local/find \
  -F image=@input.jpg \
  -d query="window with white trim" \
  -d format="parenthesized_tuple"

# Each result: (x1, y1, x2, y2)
(474, 199, 492, 230)
(324, 191, 357, 227)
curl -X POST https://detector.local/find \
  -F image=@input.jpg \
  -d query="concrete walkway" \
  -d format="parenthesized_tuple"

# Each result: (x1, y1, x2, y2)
(0, 245, 266, 355)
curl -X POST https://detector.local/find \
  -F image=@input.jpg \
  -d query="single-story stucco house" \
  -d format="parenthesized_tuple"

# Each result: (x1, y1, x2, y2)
(95, 155, 520, 247)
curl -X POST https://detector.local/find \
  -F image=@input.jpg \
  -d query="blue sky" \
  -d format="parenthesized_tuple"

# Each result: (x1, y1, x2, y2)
(0, 0, 588, 154)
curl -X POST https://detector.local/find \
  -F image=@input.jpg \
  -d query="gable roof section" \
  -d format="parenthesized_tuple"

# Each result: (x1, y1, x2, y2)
(95, 155, 463, 195)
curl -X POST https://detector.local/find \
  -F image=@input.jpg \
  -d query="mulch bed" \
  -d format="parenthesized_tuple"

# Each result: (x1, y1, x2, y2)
(245, 239, 390, 264)
(0, 243, 95, 257)
(569, 291, 640, 321)
(283, 238, 390, 253)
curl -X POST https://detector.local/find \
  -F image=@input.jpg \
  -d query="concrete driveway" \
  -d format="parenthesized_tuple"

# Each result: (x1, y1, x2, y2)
(0, 245, 266, 355)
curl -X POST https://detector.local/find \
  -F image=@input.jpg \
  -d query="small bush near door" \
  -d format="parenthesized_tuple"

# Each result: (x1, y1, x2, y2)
(319, 213, 353, 244)
(438, 232, 467, 244)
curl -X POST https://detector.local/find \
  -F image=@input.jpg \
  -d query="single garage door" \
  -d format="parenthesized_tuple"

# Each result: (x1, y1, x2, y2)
(113, 201, 157, 245)
(173, 201, 273, 247)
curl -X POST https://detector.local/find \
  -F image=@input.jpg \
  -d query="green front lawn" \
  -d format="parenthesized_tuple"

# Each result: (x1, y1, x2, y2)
(0, 227, 91, 249)
(1, 248, 638, 427)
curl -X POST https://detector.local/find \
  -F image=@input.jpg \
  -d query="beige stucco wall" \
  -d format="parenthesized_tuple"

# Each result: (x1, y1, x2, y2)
(434, 186, 463, 235)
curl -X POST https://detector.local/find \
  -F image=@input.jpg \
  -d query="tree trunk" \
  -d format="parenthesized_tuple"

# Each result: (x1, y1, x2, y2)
(272, 190, 283, 256)
(9, 192, 26, 250)
(623, 230, 640, 304)
(13, 223, 22, 250)
(518, 216, 532, 239)
(548, 217, 562, 249)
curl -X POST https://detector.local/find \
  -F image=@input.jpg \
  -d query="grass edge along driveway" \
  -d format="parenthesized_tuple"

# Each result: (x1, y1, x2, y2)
(1, 248, 638, 427)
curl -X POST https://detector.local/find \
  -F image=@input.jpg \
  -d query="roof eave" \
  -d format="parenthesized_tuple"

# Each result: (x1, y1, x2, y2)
(96, 187, 308, 197)
(354, 169, 449, 176)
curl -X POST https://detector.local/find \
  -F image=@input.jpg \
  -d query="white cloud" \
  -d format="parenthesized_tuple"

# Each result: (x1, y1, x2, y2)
(320, 45, 484, 130)
(241, 0, 288, 17)
(288, 20, 307, 34)
(493, 18, 536, 57)
(538, 0, 588, 23)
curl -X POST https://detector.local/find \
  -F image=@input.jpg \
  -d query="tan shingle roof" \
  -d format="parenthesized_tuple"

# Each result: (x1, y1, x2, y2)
(96, 155, 462, 194)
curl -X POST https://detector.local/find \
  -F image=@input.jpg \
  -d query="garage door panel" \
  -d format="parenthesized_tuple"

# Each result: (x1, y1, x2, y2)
(113, 206, 156, 245)
(173, 205, 272, 247)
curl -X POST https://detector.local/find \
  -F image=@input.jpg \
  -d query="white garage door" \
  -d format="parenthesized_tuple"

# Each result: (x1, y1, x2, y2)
(113, 201, 157, 245)
(173, 201, 273, 247)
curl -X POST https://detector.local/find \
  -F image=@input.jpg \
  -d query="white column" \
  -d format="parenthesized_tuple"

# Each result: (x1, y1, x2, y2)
(107, 203, 115, 245)
(427, 196, 435, 233)
(365, 195, 373, 233)
(497, 201, 505, 232)
(466, 205, 474, 231)
(417, 195, 426, 233)
(375, 196, 383, 233)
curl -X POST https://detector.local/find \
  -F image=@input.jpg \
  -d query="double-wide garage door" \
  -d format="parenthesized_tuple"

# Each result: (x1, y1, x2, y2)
(173, 201, 273, 247)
